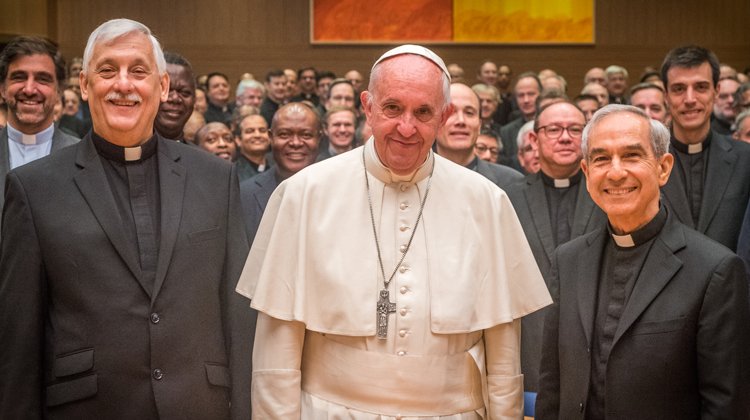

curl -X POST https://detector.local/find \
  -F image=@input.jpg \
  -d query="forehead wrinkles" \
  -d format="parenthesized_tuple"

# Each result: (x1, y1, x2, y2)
(371, 55, 443, 101)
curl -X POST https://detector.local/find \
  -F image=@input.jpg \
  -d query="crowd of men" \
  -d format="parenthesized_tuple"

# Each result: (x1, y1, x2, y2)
(1, 17, 749, 419)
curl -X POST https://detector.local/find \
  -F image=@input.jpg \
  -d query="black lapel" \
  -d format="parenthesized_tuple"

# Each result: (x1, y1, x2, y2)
(526, 174, 556, 263)
(152, 138, 186, 300)
(0, 128, 10, 201)
(576, 228, 607, 347)
(73, 135, 147, 295)
(254, 170, 278, 215)
(660, 162, 693, 228)
(572, 178, 598, 236)
(612, 216, 684, 347)
(697, 135, 736, 233)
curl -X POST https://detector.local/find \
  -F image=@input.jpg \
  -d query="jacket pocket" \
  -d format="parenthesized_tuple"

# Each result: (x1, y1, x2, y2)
(630, 317, 685, 335)
(188, 226, 221, 243)
(46, 374, 98, 407)
(54, 348, 94, 377)
(205, 363, 231, 388)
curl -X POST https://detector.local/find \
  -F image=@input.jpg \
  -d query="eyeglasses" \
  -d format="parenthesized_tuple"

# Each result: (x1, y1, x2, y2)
(537, 124, 584, 139)
(475, 144, 499, 156)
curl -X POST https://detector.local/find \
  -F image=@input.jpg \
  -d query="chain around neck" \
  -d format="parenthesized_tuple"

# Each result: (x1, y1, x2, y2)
(362, 147, 434, 290)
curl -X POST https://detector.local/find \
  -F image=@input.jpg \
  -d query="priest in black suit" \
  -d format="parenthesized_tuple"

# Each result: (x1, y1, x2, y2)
(659, 45, 750, 252)
(435, 82, 522, 189)
(505, 101, 605, 398)
(537, 104, 750, 419)
(0, 19, 248, 419)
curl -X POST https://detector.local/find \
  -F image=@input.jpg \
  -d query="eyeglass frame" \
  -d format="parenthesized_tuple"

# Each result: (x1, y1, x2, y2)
(536, 124, 585, 140)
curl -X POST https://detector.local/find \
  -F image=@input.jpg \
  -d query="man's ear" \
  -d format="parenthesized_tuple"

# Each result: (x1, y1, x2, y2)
(79, 72, 89, 101)
(159, 72, 170, 102)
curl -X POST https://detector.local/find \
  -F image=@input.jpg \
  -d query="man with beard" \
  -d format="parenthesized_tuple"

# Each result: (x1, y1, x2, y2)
(0, 36, 79, 226)
(154, 52, 195, 142)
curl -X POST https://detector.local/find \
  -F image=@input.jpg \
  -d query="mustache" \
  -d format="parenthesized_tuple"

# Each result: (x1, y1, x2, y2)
(105, 92, 142, 103)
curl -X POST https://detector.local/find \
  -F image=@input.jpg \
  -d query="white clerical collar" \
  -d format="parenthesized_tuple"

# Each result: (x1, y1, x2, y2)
(611, 233, 636, 248)
(364, 138, 432, 185)
(124, 146, 142, 161)
(554, 178, 570, 188)
(687, 143, 703, 154)
(6, 122, 54, 146)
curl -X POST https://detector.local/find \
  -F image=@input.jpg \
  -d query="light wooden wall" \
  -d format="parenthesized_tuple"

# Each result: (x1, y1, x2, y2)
(3, 0, 749, 95)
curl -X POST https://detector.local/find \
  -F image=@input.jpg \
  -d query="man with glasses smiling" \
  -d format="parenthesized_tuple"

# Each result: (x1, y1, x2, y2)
(506, 101, 605, 403)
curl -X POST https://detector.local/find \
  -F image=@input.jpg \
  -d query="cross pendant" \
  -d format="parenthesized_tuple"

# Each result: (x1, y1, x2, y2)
(376, 289, 397, 339)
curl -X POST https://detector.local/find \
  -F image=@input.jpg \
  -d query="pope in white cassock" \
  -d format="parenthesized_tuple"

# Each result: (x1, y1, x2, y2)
(236, 45, 552, 419)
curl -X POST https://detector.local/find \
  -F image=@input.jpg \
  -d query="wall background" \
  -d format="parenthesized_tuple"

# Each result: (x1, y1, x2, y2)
(2, 0, 748, 95)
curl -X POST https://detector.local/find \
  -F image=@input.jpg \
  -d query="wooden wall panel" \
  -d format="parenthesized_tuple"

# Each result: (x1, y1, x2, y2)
(41, 0, 750, 96)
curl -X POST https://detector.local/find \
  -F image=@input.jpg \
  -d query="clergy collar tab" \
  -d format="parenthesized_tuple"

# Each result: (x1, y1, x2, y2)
(608, 205, 667, 248)
(670, 131, 711, 155)
(92, 131, 158, 163)
(540, 170, 581, 189)
(6, 122, 54, 146)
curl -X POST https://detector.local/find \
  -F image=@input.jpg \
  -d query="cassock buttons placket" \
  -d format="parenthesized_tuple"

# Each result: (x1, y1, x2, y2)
(399, 244, 407, 253)
(150, 313, 160, 324)
(399, 202, 409, 211)
(400, 286, 408, 294)
(399, 225, 409, 232)
(399, 183, 409, 192)
(152, 368, 163, 380)
(399, 308, 408, 316)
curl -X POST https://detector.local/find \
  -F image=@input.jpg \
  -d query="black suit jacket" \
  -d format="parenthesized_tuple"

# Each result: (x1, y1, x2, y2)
(474, 158, 523, 190)
(536, 214, 750, 420)
(505, 172, 606, 392)
(0, 126, 79, 229)
(230, 168, 280, 420)
(499, 116, 525, 170)
(0, 134, 249, 419)
(661, 132, 750, 251)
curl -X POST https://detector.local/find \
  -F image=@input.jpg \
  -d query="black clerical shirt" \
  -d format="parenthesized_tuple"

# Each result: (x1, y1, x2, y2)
(540, 170, 582, 246)
(670, 132, 711, 226)
(586, 205, 667, 420)
(92, 132, 161, 293)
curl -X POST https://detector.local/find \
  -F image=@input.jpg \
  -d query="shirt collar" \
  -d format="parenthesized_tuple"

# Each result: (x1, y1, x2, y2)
(6, 122, 55, 146)
(540, 169, 582, 189)
(92, 131, 158, 163)
(670, 130, 712, 155)
(608, 205, 667, 248)
(364, 137, 433, 185)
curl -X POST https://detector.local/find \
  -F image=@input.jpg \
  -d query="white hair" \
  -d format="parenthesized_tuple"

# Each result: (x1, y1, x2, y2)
(517, 120, 535, 149)
(236, 79, 266, 97)
(581, 104, 670, 160)
(82, 18, 166, 75)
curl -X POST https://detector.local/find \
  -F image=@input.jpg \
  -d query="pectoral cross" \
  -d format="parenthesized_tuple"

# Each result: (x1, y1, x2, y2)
(376, 289, 396, 339)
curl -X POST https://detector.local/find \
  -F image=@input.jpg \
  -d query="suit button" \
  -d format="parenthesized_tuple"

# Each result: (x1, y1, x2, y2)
(400, 203, 409, 210)
(153, 369, 163, 380)
(579, 402, 584, 412)
(150, 313, 160, 324)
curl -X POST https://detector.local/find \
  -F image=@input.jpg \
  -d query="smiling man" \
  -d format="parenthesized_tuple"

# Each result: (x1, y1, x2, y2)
(0, 19, 248, 419)
(660, 45, 750, 251)
(236, 44, 550, 418)
(537, 105, 750, 419)
(196, 121, 236, 161)
(154, 51, 195, 142)
(234, 113, 271, 181)
(506, 101, 606, 398)
(0, 36, 79, 223)
(318, 105, 356, 161)
(436, 82, 521, 188)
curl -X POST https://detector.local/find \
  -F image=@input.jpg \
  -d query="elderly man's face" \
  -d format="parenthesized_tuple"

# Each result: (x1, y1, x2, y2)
(477, 91, 498, 120)
(271, 105, 320, 177)
(582, 112, 672, 233)
(576, 98, 599, 122)
(81, 31, 168, 146)
(666, 62, 715, 134)
(1, 53, 59, 133)
(238, 87, 264, 108)
(362, 55, 452, 175)
(515, 77, 540, 119)
(734, 117, 750, 143)
(236, 114, 270, 157)
(533, 102, 585, 177)
(198, 122, 235, 161)
(155, 63, 195, 138)
(630, 88, 668, 123)
(345, 70, 363, 91)
(437, 83, 481, 154)
(583, 83, 609, 106)
(518, 131, 540, 174)
(713, 78, 740, 122)
(585, 68, 607, 87)
(607, 72, 627, 96)
(326, 83, 355, 110)
(324, 109, 356, 150)
(284, 69, 298, 96)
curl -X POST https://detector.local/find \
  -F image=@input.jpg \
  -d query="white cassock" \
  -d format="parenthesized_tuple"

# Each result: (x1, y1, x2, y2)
(236, 139, 551, 419)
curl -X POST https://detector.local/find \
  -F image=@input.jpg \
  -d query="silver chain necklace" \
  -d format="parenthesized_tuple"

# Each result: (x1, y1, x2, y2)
(362, 147, 434, 339)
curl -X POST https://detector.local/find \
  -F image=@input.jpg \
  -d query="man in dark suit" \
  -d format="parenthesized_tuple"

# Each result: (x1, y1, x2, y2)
(498, 72, 542, 169)
(0, 19, 248, 419)
(660, 45, 750, 252)
(537, 104, 750, 419)
(231, 102, 322, 420)
(505, 100, 605, 398)
(154, 52, 195, 143)
(435, 82, 522, 189)
(0, 36, 79, 224)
